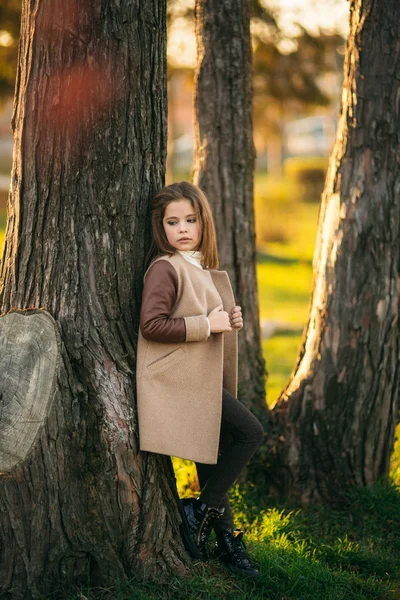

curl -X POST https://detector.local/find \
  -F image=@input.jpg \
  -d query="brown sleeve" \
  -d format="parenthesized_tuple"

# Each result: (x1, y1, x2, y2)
(140, 261, 186, 343)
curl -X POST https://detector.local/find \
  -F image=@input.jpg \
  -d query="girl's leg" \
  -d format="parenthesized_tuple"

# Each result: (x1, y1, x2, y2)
(194, 388, 264, 530)
(195, 428, 235, 532)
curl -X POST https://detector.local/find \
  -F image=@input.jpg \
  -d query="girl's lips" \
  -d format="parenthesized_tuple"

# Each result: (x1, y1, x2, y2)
(178, 238, 191, 241)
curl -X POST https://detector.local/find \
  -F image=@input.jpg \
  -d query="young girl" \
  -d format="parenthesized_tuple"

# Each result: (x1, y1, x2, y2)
(136, 181, 264, 578)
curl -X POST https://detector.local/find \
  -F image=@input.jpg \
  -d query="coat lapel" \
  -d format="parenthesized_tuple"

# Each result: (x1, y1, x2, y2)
(208, 269, 238, 398)
(207, 269, 235, 311)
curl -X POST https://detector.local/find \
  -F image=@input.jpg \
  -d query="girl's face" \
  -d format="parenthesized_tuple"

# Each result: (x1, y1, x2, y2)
(163, 199, 202, 252)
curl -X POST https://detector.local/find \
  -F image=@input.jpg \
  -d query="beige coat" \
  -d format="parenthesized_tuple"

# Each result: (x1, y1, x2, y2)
(136, 252, 238, 464)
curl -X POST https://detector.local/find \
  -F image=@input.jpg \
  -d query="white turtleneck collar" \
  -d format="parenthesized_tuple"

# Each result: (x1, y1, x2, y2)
(177, 250, 203, 269)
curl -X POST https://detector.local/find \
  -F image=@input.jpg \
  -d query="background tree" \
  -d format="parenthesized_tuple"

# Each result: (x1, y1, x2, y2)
(269, 0, 400, 503)
(0, 1, 189, 597)
(193, 0, 268, 425)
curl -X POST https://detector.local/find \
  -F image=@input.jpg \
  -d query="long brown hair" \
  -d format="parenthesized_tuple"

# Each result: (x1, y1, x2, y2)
(146, 182, 219, 269)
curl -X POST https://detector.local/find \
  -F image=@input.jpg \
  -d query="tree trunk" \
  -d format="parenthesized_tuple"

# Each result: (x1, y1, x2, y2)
(272, 0, 400, 503)
(193, 0, 268, 422)
(0, 2, 189, 597)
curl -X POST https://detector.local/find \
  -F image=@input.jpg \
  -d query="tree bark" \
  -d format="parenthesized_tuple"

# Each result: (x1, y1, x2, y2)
(272, 0, 400, 503)
(0, 1, 189, 598)
(193, 0, 268, 422)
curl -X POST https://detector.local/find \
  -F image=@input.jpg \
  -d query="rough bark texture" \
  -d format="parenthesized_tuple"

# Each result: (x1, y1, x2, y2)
(193, 0, 268, 424)
(0, 2, 189, 598)
(272, 0, 400, 503)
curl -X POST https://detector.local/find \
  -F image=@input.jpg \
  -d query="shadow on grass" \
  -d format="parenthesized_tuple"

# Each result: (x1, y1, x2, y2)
(229, 480, 400, 599)
(56, 480, 400, 600)
(257, 250, 313, 267)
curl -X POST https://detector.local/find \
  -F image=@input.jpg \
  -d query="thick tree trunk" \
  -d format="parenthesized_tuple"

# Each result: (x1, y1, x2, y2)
(0, 2, 189, 598)
(193, 0, 268, 422)
(272, 0, 400, 503)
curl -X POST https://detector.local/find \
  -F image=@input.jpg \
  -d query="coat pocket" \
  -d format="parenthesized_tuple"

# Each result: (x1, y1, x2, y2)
(146, 346, 186, 374)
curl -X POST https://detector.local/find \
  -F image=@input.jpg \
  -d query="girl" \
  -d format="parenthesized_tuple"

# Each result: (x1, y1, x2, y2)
(137, 181, 264, 578)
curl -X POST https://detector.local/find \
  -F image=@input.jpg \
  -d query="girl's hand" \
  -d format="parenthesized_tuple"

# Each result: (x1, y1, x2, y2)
(230, 306, 243, 330)
(208, 304, 232, 333)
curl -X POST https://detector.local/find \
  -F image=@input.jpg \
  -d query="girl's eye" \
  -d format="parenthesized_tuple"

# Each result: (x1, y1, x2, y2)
(166, 219, 196, 225)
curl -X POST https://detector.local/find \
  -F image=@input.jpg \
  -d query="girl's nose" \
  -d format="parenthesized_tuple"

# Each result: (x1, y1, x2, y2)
(179, 222, 188, 232)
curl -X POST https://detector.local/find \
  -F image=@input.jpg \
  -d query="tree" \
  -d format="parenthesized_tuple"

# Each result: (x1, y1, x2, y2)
(193, 0, 268, 426)
(270, 0, 400, 503)
(0, 1, 189, 597)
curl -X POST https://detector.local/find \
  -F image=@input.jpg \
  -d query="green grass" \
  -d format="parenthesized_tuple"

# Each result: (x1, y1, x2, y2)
(254, 173, 321, 260)
(255, 173, 318, 329)
(262, 335, 303, 406)
(57, 480, 400, 599)
(255, 173, 316, 403)
(257, 261, 313, 325)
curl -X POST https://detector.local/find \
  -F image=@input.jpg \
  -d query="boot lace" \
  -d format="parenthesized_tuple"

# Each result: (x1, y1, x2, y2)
(197, 508, 223, 546)
(221, 529, 254, 567)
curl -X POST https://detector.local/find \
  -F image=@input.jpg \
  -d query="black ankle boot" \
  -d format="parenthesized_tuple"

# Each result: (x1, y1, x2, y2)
(178, 497, 225, 561)
(213, 528, 260, 578)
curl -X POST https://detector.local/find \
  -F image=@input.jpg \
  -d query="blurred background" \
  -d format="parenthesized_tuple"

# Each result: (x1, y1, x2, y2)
(0, 0, 349, 405)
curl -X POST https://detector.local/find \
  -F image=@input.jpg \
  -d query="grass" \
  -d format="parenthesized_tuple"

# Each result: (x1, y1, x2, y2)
(257, 261, 313, 325)
(262, 335, 303, 405)
(254, 173, 321, 260)
(54, 481, 400, 599)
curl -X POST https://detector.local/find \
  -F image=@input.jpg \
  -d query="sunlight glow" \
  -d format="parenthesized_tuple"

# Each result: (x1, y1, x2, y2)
(265, 0, 349, 37)
(168, 17, 196, 69)
(168, 0, 349, 67)
(0, 31, 14, 47)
